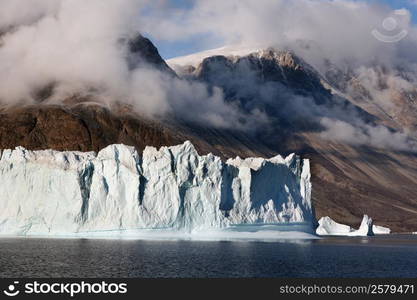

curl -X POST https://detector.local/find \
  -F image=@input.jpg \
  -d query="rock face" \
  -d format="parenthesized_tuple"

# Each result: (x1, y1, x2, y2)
(0, 104, 183, 153)
(190, 49, 332, 113)
(321, 61, 417, 134)
(126, 34, 176, 76)
(0, 103, 275, 158)
(0, 141, 312, 235)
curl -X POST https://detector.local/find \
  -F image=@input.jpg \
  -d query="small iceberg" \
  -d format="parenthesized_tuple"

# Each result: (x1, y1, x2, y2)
(373, 225, 391, 235)
(316, 215, 391, 236)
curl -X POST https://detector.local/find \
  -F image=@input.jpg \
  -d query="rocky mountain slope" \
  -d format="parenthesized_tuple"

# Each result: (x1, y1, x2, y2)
(169, 47, 417, 232)
(1, 36, 417, 232)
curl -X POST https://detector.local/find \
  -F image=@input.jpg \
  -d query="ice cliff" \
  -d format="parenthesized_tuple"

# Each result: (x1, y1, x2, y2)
(316, 215, 391, 236)
(0, 141, 313, 236)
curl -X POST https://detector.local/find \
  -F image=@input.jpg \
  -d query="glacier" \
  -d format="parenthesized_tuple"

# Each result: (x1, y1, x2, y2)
(316, 215, 391, 236)
(0, 141, 314, 237)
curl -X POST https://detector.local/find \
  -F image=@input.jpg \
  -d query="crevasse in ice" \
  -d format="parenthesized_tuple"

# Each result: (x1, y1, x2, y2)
(0, 141, 313, 235)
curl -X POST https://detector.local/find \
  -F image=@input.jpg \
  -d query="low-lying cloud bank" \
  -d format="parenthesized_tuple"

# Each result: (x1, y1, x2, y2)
(320, 118, 417, 151)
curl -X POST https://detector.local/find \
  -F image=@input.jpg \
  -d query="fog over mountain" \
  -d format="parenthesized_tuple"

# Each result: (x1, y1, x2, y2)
(2, 0, 417, 150)
(141, 0, 417, 64)
(0, 0, 263, 129)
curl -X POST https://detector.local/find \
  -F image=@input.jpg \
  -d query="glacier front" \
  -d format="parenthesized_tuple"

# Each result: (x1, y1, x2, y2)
(0, 141, 313, 237)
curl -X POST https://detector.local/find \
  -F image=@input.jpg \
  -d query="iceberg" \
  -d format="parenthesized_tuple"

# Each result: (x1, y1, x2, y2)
(0, 142, 314, 237)
(373, 225, 391, 235)
(315, 216, 352, 236)
(316, 215, 390, 236)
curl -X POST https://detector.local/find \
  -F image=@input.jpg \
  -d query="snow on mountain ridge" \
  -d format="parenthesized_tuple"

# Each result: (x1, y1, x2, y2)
(0, 141, 313, 236)
(167, 45, 262, 69)
(167, 45, 316, 78)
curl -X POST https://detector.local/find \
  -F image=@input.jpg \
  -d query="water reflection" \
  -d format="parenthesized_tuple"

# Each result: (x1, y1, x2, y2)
(0, 235, 416, 278)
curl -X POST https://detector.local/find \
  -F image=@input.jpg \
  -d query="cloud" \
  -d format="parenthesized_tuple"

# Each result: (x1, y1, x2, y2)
(320, 117, 417, 152)
(140, 0, 417, 68)
(137, 0, 417, 151)
(1, 0, 417, 151)
(0, 0, 264, 130)
(0, 0, 59, 30)
(0, 0, 140, 102)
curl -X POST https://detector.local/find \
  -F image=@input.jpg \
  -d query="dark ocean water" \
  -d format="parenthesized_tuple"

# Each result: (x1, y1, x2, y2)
(0, 235, 417, 278)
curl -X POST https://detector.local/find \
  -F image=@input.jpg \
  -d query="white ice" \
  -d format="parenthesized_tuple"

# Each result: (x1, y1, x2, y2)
(316, 215, 391, 236)
(0, 142, 314, 238)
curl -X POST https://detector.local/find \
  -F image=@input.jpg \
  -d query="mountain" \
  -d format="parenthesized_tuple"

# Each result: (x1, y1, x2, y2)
(1, 36, 417, 232)
(126, 34, 176, 75)
(168, 47, 417, 233)
(321, 60, 417, 133)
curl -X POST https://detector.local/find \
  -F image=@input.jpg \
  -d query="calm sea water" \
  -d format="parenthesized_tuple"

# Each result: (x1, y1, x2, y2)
(0, 235, 417, 278)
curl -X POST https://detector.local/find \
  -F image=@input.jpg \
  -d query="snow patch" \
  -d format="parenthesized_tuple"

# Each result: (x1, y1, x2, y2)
(167, 45, 262, 69)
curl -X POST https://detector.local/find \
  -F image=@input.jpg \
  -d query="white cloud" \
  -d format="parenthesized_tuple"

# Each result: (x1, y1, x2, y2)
(0, 0, 261, 129)
(140, 0, 416, 68)
(1, 0, 417, 149)
(320, 117, 417, 151)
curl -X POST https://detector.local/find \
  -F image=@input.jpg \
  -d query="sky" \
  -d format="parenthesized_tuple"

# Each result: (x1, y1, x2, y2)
(378, 0, 417, 17)
(149, 0, 417, 59)
(144, 0, 224, 59)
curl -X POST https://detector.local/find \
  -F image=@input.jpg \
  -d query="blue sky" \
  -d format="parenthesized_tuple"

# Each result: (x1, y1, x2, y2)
(152, 0, 417, 59)
(375, 0, 417, 17)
